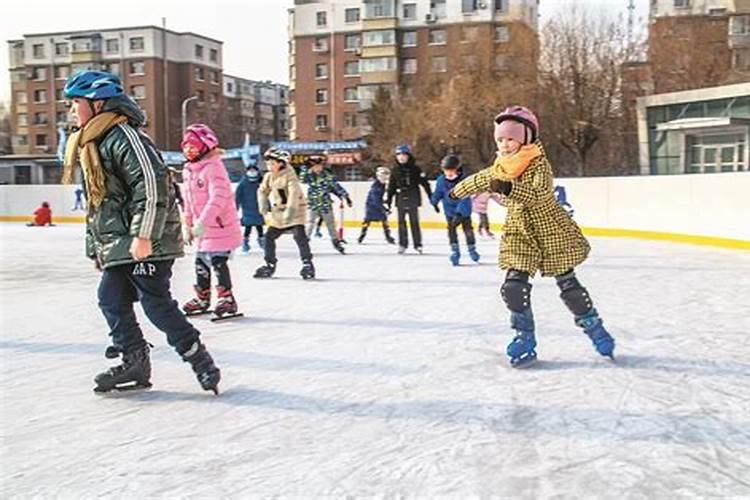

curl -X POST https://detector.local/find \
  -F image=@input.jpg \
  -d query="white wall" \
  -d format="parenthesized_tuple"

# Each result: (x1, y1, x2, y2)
(1, 173, 749, 242)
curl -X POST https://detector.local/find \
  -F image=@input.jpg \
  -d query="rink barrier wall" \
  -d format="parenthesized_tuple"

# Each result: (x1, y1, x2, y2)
(1, 172, 748, 251)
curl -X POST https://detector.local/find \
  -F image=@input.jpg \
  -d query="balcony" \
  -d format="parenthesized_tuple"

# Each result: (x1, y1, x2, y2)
(359, 70, 398, 85)
(360, 45, 397, 58)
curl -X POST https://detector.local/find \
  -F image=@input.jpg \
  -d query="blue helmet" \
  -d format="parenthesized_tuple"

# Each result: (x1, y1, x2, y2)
(394, 144, 412, 155)
(64, 70, 124, 100)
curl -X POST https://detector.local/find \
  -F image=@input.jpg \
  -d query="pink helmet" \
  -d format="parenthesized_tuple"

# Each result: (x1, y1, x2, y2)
(494, 106, 539, 144)
(181, 123, 219, 152)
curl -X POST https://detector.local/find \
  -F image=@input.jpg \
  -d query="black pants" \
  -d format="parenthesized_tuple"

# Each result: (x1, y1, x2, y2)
(397, 205, 422, 248)
(97, 260, 200, 355)
(243, 224, 264, 239)
(195, 254, 232, 290)
(447, 216, 476, 246)
(360, 219, 392, 241)
(264, 224, 312, 265)
(478, 213, 491, 233)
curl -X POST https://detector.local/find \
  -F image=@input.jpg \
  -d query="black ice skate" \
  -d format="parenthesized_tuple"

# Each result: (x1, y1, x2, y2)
(181, 341, 221, 395)
(183, 286, 211, 316)
(253, 262, 276, 279)
(333, 239, 346, 254)
(94, 344, 152, 393)
(300, 260, 316, 280)
(211, 286, 244, 322)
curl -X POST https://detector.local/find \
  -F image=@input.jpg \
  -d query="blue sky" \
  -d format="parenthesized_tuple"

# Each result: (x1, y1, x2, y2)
(0, 0, 649, 102)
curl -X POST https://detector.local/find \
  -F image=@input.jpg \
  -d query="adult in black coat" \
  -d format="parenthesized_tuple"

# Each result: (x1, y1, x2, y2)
(386, 144, 438, 253)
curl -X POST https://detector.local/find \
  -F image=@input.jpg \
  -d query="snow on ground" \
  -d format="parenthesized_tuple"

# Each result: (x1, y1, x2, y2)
(1, 222, 749, 498)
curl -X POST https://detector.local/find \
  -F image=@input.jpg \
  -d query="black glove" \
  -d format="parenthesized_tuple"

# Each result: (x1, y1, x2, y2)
(489, 179, 512, 196)
(433, 203, 440, 214)
(345, 196, 353, 208)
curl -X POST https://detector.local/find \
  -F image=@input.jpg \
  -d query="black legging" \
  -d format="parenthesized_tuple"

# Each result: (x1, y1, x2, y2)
(243, 224, 264, 239)
(397, 205, 422, 248)
(195, 254, 232, 291)
(263, 225, 312, 265)
(447, 216, 476, 246)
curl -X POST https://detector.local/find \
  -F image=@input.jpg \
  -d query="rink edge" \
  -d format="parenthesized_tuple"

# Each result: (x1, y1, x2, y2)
(2, 216, 748, 251)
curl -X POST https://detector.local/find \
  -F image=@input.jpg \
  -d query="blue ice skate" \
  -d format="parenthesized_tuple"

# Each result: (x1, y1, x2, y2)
(241, 238, 250, 254)
(576, 309, 615, 359)
(507, 310, 537, 367)
(468, 244, 480, 263)
(450, 243, 460, 266)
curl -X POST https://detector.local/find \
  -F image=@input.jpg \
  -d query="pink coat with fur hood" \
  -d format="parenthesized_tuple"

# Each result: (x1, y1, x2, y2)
(182, 150, 242, 252)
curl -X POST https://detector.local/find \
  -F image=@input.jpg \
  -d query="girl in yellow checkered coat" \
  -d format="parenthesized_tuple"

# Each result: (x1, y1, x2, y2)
(450, 106, 615, 367)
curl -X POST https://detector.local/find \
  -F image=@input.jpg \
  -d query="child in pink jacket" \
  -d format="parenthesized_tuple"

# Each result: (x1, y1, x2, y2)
(471, 192, 505, 238)
(180, 124, 243, 318)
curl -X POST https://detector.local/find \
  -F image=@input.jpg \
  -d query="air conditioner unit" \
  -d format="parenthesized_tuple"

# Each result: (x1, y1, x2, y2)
(354, 47, 362, 56)
(425, 13, 437, 23)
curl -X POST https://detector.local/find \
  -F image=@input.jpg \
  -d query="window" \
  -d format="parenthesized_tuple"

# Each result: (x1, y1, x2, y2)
(30, 67, 46, 81)
(429, 29, 447, 45)
(315, 89, 328, 104)
(103, 62, 120, 75)
(345, 8, 360, 23)
(16, 92, 27, 104)
(55, 88, 65, 101)
(363, 30, 395, 47)
(344, 87, 358, 101)
(344, 112, 357, 128)
(360, 57, 397, 72)
(105, 39, 119, 53)
(195, 44, 204, 59)
(402, 58, 417, 74)
(317, 11, 327, 27)
(34, 112, 48, 125)
(495, 0, 506, 11)
(54, 66, 69, 79)
(55, 43, 69, 57)
(495, 26, 510, 42)
(431, 56, 447, 72)
(210, 71, 219, 84)
(129, 37, 144, 52)
(210, 48, 218, 62)
(32, 44, 45, 59)
(130, 85, 146, 100)
(430, 0, 447, 18)
(365, 0, 394, 18)
(403, 3, 417, 19)
(17, 114, 28, 127)
(314, 37, 329, 52)
(461, 26, 479, 43)
(495, 54, 508, 70)
(130, 61, 145, 75)
(36, 134, 48, 146)
(674, 0, 690, 7)
(686, 133, 746, 173)
(402, 31, 417, 47)
(344, 60, 360, 76)
(56, 111, 67, 124)
(315, 63, 328, 79)
(733, 49, 750, 71)
(15, 135, 28, 146)
(345, 34, 361, 51)
(34, 90, 47, 103)
(195, 67, 205, 81)
(462, 0, 478, 13)
(316, 114, 328, 128)
(730, 15, 750, 35)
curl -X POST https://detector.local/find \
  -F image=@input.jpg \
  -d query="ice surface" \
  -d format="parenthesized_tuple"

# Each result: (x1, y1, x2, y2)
(1, 223, 749, 497)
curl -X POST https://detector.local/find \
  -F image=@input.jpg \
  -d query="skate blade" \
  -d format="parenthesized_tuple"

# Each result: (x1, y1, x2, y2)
(94, 381, 152, 395)
(184, 310, 213, 317)
(210, 312, 244, 323)
(510, 355, 538, 369)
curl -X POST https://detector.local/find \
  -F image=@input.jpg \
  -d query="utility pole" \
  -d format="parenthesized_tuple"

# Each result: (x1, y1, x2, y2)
(162, 17, 170, 149)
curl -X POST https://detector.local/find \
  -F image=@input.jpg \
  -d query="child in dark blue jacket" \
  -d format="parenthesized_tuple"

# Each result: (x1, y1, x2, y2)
(358, 166, 396, 244)
(431, 155, 479, 266)
(235, 165, 265, 254)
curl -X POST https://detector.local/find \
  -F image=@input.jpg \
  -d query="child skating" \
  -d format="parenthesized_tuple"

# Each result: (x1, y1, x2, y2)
(254, 147, 315, 280)
(61, 70, 220, 393)
(472, 192, 504, 238)
(235, 164, 265, 254)
(431, 155, 479, 266)
(358, 166, 395, 244)
(180, 123, 243, 321)
(450, 105, 615, 367)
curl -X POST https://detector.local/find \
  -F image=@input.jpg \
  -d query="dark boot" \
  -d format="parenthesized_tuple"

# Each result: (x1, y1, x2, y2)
(94, 343, 152, 393)
(181, 341, 221, 394)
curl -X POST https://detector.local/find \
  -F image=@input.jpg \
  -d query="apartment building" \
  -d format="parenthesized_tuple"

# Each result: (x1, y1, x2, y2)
(288, 0, 540, 142)
(223, 76, 289, 147)
(7, 26, 224, 154)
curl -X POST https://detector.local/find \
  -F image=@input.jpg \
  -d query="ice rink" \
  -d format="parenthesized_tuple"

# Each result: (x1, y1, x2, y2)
(1, 222, 749, 498)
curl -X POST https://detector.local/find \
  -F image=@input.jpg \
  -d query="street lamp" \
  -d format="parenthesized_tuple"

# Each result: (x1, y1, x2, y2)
(181, 95, 199, 136)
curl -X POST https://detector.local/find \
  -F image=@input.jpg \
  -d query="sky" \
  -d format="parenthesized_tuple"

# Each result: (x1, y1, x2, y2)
(0, 0, 649, 103)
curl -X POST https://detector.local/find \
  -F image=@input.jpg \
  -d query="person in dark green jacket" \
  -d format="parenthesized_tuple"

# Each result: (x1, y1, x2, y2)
(62, 70, 220, 394)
